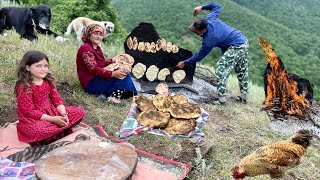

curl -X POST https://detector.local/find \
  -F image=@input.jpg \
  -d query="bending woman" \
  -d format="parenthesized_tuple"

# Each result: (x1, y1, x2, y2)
(76, 24, 137, 103)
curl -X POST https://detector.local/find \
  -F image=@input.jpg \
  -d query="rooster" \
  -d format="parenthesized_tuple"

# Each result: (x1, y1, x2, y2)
(233, 129, 312, 179)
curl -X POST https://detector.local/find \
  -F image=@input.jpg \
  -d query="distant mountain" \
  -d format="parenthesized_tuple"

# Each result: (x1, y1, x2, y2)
(231, 0, 320, 36)
(111, 0, 320, 102)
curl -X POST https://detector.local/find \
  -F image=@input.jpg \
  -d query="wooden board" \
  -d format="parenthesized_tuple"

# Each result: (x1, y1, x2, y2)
(35, 141, 138, 180)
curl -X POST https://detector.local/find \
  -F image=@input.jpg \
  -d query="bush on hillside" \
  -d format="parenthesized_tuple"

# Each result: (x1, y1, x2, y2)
(14, 0, 127, 45)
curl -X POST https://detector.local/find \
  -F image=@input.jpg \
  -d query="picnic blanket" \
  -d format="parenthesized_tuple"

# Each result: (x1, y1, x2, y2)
(0, 122, 189, 179)
(0, 157, 36, 180)
(118, 97, 210, 142)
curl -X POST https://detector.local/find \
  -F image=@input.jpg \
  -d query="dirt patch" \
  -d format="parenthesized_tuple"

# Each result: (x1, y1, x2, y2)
(128, 135, 198, 165)
(0, 105, 17, 126)
(56, 82, 84, 106)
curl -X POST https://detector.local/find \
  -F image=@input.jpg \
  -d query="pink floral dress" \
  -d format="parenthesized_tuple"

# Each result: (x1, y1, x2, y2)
(16, 80, 85, 143)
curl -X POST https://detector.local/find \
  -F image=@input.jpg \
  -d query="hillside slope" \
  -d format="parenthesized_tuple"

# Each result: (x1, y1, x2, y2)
(231, 0, 320, 36)
(0, 31, 320, 180)
(111, 0, 320, 102)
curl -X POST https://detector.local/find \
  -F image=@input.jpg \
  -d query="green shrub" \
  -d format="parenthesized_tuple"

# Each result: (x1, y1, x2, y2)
(13, 0, 128, 45)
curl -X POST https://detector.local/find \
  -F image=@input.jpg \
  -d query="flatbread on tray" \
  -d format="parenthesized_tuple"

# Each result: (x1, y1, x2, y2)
(137, 110, 170, 128)
(171, 94, 189, 104)
(169, 102, 201, 119)
(152, 94, 173, 112)
(134, 95, 157, 112)
(163, 118, 196, 135)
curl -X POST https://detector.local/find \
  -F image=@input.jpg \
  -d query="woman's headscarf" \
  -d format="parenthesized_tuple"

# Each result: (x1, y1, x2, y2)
(81, 24, 104, 43)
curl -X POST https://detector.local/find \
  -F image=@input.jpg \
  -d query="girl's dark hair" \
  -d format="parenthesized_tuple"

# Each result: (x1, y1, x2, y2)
(14, 50, 55, 95)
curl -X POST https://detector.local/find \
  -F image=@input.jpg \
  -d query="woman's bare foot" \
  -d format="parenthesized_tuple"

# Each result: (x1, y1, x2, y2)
(108, 97, 121, 103)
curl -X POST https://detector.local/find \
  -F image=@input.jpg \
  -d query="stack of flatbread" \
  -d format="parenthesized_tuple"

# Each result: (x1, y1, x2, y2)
(104, 54, 135, 74)
(134, 93, 201, 135)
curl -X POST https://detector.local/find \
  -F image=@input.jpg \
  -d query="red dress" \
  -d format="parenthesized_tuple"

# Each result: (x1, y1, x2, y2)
(16, 80, 85, 143)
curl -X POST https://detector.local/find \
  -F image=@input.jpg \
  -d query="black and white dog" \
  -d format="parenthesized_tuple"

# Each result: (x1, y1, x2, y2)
(0, 5, 64, 41)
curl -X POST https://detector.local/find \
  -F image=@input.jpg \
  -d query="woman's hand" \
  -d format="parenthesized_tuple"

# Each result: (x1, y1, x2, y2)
(49, 116, 69, 127)
(111, 69, 127, 79)
(60, 112, 70, 126)
(193, 6, 202, 16)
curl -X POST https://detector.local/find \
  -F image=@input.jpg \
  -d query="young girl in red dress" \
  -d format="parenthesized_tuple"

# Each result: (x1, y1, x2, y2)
(15, 50, 85, 146)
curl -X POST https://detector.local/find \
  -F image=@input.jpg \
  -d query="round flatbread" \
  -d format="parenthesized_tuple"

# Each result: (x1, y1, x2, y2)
(171, 94, 189, 104)
(172, 44, 179, 53)
(155, 83, 169, 95)
(132, 63, 146, 79)
(137, 110, 170, 128)
(145, 65, 159, 82)
(166, 42, 173, 53)
(160, 38, 167, 51)
(169, 102, 201, 119)
(163, 118, 196, 135)
(132, 37, 138, 50)
(104, 63, 119, 71)
(127, 37, 133, 50)
(150, 42, 156, 53)
(157, 68, 170, 81)
(114, 54, 135, 66)
(134, 95, 157, 112)
(152, 94, 173, 112)
(35, 141, 138, 180)
(156, 39, 162, 51)
(172, 70, 186, 84)
(144, 42, 151, 53)
(120, 64, 132, 74)
(138, 42, 145, 52)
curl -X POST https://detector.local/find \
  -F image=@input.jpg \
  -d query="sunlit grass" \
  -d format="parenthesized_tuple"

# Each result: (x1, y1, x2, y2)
(0, 30, 319, 180)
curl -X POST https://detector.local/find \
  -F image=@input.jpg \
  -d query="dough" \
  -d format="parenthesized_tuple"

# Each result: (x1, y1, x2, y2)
(104, 63, 119, 71)
(132, 63, 147, 79)
(138, 42, 145, 52)
(160, 38, 167, 51)
(166, 42, 173, 53)
(145, 65, 159, 82)
(144, 42, 151, 53)
(172, 70, 186, 84)
(155, 83, 169, 94)
(150, 42, 156, 53)
(156, 39, 162, 51)
(127, 36, 133, 49)
(132, 37, 138, 50)
(157, 68, 170, 81)
(172, 44, 179, 53)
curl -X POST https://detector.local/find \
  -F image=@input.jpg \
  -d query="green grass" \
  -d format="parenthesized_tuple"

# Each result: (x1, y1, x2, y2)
(0, 31, 319, 179)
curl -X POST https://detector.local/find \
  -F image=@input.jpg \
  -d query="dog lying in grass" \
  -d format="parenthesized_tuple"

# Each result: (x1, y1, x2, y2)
(0, 5, 65, 42)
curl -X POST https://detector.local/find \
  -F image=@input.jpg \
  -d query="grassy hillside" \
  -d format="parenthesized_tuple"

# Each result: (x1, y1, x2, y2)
(0, 31, 320, 180)
(231, 0, 320, 36)
(111, 0, 320, 103)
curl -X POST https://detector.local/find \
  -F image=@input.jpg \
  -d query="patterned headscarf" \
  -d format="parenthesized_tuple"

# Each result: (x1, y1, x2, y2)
(81, 24, 104, 43)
